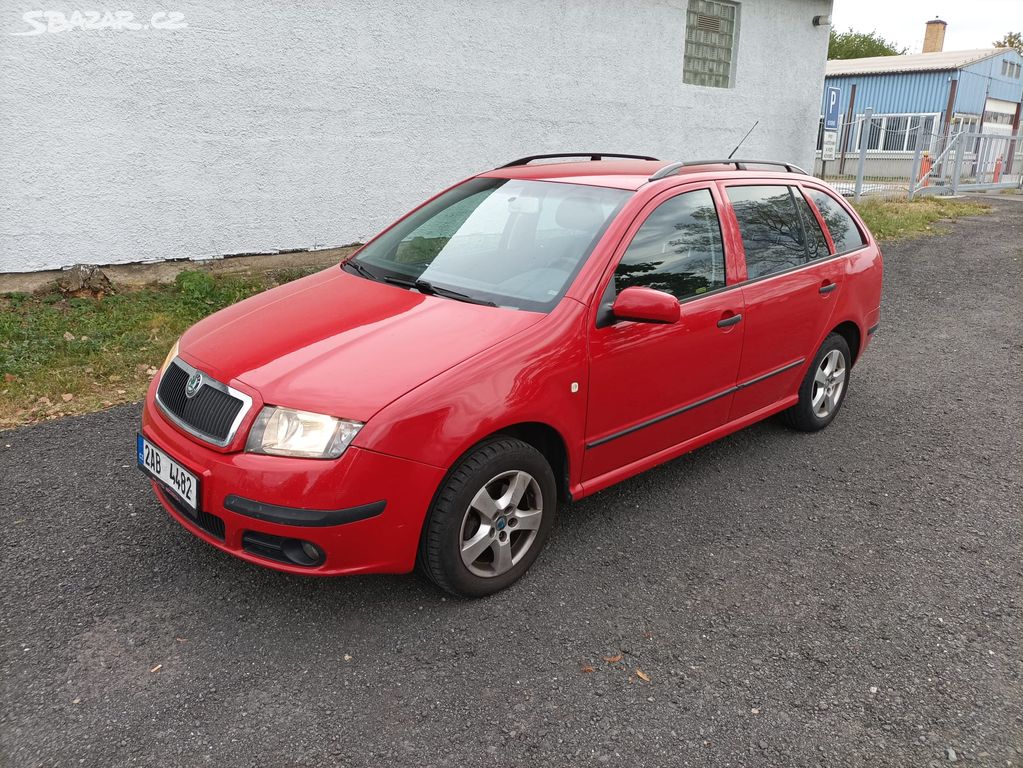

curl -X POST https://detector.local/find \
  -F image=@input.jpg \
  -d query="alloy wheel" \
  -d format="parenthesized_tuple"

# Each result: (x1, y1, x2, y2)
(811, 349, 847, 419)
(459, 470, 543, 578)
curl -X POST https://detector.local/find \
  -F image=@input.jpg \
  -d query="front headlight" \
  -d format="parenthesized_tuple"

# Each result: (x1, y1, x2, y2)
(159, 339, 179, 378)
(245, 406, 363, 459)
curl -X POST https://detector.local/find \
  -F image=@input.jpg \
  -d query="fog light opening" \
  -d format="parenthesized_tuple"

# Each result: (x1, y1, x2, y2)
(280, 538, 325, 567)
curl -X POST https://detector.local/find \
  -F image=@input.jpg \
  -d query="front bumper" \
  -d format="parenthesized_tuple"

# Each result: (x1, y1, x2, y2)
(140, 378, 445, 576)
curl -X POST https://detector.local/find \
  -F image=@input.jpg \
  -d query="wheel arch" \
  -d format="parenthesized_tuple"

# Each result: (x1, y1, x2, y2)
(493, 422, 572, 503)
(829, 320, 862, 364)
(435, 421, 573, 505)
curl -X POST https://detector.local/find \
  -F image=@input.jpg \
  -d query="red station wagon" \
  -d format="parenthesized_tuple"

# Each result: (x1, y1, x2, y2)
(139, 153, 883, 597)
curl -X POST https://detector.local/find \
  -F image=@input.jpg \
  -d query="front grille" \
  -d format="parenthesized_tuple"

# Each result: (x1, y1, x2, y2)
(157, 360, 246, 445)
(158, 485, 226, 540)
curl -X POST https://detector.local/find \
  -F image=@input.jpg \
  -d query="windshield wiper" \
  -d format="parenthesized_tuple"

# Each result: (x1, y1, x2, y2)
(382, 275, 497, 307)
(341, 259, 378, 280)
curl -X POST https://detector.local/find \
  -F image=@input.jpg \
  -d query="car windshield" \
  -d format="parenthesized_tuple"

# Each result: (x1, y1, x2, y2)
(349, 178, 631, 311)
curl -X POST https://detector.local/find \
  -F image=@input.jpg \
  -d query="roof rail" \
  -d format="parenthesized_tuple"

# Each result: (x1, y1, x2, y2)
(500, 153, 660, 168)
(649, 159, 808, 181)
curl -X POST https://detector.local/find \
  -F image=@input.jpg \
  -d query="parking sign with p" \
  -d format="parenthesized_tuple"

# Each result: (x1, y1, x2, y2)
(824, 86, 841, 131)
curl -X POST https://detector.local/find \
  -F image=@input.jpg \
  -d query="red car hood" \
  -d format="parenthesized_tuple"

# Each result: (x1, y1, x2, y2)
(179, 268, 543, 421)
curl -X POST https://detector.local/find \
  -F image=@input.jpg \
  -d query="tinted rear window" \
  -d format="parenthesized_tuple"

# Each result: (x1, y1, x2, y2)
(794, 191, 830, 260)
(726, 186, 807, 279)
(806, 190, 866, 254)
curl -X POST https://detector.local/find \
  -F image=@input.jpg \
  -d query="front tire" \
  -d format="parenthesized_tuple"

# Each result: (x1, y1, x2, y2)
(783, 333, 852, 432)
(419, 437, 557, 598)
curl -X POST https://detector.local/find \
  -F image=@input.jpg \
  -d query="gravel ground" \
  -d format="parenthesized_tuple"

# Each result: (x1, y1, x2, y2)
(1, 199, 1021, 767)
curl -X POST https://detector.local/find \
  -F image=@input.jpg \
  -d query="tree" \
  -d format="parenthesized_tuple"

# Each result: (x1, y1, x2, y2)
(828, 29, 906, 60)
(992, 32, 1022, 55)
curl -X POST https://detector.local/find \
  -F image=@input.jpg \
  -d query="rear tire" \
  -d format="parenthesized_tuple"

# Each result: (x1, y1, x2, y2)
(419, 437, 556, 598)
(783, 333, 851, 432)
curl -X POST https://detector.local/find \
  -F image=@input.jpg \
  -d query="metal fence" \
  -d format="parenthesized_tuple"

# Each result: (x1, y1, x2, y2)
(814, 107, 1023, 201)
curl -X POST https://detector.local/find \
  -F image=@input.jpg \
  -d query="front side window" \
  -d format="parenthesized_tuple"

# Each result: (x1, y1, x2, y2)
(614, 189, 726, 301)
(682, 0, 739, 89)
(726, 186, 807, 280)
(805, 189, 866, 254)
(351, 178, 630, 312)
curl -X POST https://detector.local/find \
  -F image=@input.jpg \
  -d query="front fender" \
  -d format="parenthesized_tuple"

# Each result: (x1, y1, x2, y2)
(355, 299, 589, 484)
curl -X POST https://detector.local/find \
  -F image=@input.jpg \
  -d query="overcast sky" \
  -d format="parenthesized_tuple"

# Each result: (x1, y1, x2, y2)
(831, 0, 1018, 53)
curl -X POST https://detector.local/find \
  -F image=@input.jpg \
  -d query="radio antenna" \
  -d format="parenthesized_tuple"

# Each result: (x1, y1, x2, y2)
(728, 120, 760, 159)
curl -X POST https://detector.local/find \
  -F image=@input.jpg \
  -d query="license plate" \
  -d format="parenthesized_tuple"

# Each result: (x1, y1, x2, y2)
(137, 433, 199, 511)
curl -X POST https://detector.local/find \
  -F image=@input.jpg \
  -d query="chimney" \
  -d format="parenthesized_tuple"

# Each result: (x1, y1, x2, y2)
(923, 18, 947, 53)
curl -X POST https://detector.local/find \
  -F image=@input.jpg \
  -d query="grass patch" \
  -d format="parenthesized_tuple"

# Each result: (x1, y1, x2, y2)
(852, 197, 991, 241)
(0, 268, 321, 430)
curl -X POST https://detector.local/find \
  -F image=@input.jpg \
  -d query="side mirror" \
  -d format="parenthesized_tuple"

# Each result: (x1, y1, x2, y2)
(611, 286, 681, 324)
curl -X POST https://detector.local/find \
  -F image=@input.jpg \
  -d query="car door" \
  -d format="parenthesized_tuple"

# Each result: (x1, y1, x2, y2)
(583, 185, 745, 483)
(719, 182, 846, 421)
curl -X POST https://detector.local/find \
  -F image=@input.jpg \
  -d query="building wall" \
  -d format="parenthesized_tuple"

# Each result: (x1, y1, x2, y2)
(822, 50, 1023, 121)
(822, 71, 952, 117)
(1, 0, 831, 274)
(955, 50, 1023, 115)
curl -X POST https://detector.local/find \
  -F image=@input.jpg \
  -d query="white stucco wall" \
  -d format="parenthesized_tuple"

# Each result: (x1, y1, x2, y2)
(0, 0, 831, 274)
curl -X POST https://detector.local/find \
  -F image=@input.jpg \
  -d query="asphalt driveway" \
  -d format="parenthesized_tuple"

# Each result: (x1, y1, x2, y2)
(2, 199, 1021, 768)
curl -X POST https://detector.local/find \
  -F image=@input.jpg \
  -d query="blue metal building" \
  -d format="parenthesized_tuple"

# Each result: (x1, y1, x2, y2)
(820, 46, 1023, 164)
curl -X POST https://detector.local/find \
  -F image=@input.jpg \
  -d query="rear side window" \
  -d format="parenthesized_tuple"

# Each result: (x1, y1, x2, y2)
(726, 186, 807, 279)
(806, 189, 866, 254)
(793, 192, 830, 260)
(614, 188, 726, 301)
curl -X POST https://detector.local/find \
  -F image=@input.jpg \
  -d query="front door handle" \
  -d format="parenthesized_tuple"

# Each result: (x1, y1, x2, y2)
(819, 282, 838, 295)
(717, 313, 743, 328)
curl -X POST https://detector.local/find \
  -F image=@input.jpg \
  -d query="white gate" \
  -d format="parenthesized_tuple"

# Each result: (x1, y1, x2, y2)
(815, 106, 1023, 201)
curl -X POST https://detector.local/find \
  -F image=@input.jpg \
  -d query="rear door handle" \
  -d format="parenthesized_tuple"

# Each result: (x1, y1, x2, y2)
(717, 314, 742, 328)
(819, 282, 838, 295)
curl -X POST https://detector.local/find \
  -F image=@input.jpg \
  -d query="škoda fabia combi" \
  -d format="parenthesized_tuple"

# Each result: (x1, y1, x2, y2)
(139, 153, 883, 597)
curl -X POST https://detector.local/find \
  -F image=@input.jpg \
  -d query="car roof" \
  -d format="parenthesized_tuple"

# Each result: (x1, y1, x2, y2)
(480, 160, 666, 190)
(481, 159, 809, 191)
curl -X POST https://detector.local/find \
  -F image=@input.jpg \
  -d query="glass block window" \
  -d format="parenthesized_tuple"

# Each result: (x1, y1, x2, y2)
(683, 0, 739, 89)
